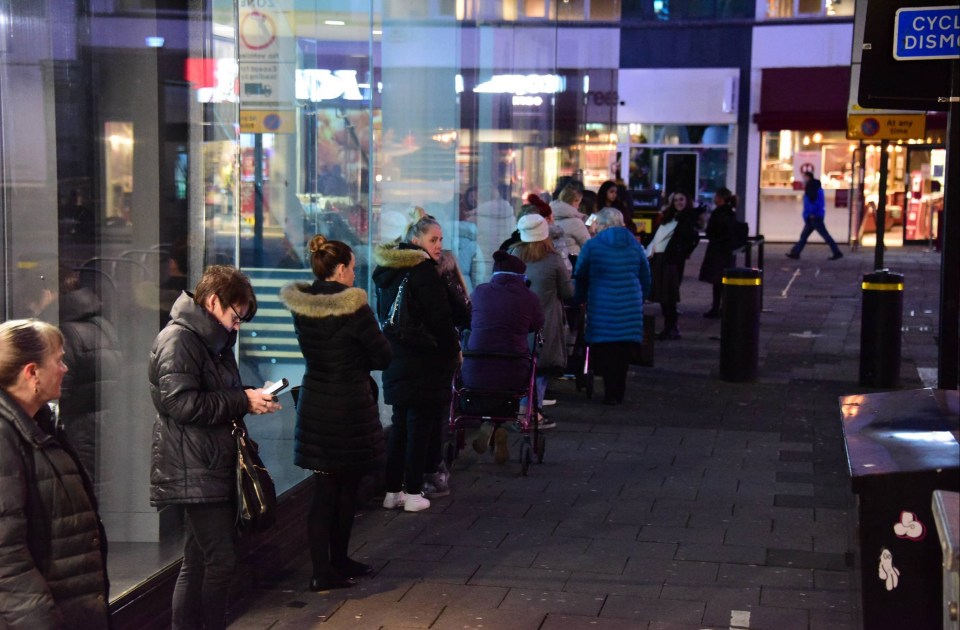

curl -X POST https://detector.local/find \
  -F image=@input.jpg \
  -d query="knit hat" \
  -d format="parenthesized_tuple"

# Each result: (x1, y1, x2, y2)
(527, 193, 552, 219)
(492, 250, 526, 274)
(517, 214, 549, 242)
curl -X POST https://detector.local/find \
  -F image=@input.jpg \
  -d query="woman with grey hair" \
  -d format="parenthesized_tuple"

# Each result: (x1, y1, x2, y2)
(573, 208, 652, 405)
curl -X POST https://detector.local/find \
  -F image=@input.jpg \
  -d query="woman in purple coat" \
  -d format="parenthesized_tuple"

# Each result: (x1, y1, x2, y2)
(460, 251, 544, 462)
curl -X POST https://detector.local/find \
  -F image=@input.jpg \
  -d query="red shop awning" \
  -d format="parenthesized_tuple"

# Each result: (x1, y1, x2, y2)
(753, 66, 851, 132)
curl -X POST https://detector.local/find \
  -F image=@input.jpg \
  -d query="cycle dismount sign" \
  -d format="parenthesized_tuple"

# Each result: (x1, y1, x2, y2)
(893, 6, 960, 60)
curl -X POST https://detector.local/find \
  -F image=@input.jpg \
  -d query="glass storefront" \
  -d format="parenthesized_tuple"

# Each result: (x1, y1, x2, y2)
(758, 129, 946, 245)
(0, 0, 620, 602)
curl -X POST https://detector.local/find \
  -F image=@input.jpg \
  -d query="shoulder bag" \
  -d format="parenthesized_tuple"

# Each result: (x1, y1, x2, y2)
(380, 273, 438, 348)
(233, 420, 276, 534)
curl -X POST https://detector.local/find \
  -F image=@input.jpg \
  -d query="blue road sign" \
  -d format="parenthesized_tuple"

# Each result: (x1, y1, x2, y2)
(893, 6, 960, 60)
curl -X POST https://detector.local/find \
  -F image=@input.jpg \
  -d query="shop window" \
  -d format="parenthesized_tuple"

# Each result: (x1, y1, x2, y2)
(765, 0, 853, 18)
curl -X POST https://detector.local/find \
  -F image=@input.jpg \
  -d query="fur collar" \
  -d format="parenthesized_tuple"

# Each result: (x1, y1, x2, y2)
(279, 283, 369, 318)
(373, 243, 430, 269)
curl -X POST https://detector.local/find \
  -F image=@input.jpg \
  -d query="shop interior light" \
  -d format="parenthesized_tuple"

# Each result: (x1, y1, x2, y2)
(372, 29, 382, 35)
(325, 20, 345, 26)
(145, 36, 165, 48)
(887, 144, 895, 153)
(802, 135, 811, 146)
(812, 132, 823, 143)
(849, 144, 857, 152)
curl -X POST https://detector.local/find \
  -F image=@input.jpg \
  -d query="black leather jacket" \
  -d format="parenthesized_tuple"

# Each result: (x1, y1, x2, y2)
(148, 292, 249, 506)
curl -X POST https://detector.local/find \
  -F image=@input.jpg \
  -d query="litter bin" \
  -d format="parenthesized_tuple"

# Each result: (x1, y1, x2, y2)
(720, 267, 762, 382)
(840, 388, 960, 630)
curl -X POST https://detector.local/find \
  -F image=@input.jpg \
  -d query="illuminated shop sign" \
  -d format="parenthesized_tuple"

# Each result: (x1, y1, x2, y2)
(471, 74, 565, 95)
(456, 73, 565, 107)
(295, 69, 371, 102)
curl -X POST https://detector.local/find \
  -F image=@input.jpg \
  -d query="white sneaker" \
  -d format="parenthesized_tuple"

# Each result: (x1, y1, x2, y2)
(403, 493, 431, 512)
(383, 491, 406, 509)
(542, 399, 557, 406)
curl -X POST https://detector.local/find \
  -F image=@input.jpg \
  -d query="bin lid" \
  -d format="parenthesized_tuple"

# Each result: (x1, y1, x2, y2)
(839, 388, 959, 492)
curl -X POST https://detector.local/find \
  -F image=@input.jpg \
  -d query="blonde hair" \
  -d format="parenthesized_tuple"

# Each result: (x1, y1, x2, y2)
(405, 215, 441, 244)
(0, 319, 63, 388)
(559, 184, 581, 205)
(509, 239, 555, 264)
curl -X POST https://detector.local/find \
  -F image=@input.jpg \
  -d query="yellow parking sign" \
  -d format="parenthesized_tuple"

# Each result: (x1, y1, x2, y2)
(847, 113, 926, 140)
(239, 110, 295, 134)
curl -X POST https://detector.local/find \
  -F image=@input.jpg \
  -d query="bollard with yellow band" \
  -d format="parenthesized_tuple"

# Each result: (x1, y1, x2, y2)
(860, 270, 904, 388)
(721, 267, 763, 382)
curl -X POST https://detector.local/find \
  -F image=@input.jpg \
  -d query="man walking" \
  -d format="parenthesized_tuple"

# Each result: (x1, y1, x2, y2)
(786, 171, 844, 260)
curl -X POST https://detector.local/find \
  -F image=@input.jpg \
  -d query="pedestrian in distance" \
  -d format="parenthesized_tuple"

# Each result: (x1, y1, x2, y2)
(373, 215, 469, 513)
(280, 234, 392, 592)
(149, 265, 282, 630)
(0, 319, 110, 630)
(573, 208, 652, 405)
(647, 191, 701, 340)
(786, 171, 844, 260)
(698, 187, 740, 318)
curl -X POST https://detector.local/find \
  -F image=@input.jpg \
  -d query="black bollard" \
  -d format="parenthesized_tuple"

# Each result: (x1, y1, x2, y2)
(859, 270, 904, 388)
(720, 267, 762, 382)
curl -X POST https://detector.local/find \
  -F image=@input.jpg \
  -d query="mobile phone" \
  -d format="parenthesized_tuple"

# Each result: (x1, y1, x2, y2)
(263, 378, 289, 396)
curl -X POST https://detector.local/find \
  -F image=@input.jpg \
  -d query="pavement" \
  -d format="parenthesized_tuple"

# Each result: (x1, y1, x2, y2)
(228, 242, 946, 630)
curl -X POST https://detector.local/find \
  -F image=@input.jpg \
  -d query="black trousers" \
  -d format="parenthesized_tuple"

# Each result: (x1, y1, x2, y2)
(171, 502, 237, 630)
(591, 342, 631, 404)
(308, 471, 361, 579)
(385, 402, 445, 495)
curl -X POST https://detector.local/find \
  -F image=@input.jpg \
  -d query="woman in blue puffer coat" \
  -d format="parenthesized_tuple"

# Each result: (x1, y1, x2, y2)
(573, 208, 652, 405)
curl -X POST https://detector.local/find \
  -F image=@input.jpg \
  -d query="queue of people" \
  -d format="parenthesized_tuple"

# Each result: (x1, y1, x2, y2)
(0, 177, 745, 629)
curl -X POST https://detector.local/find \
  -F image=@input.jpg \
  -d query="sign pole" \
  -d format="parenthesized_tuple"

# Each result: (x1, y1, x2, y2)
(938, 60, 959, 390)
(874, 139, 889, 270)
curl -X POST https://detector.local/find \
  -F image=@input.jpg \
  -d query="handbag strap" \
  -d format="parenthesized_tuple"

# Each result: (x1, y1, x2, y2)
(384, 273, 411, 327)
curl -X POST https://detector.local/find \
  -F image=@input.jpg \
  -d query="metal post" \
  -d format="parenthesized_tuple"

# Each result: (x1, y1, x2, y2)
(860, 270, 904, 388)
(253, 133, 264, 268)
(720, 267, 762, 382)
(938, 60, 960, 390)
(875, 139, 889, 270)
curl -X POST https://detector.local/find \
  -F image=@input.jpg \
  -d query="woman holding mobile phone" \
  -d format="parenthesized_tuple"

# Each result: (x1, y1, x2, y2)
(280, 234, 392, 591)
(149, 265, 281, 630)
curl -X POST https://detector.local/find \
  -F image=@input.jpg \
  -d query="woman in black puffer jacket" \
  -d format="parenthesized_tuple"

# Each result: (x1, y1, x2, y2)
(280, 234, 392, 591)
(149, 265, 281, 630)
(372, 215, 469, 513)
(0, 319, 109, 630)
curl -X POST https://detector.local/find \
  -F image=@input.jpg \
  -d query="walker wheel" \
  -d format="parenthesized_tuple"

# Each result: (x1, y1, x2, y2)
(520, 443, 532, 476)
(536, 434, 546, 464)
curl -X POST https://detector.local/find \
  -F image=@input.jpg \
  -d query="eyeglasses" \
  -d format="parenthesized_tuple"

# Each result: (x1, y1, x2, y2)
(228, 304, 245, 327)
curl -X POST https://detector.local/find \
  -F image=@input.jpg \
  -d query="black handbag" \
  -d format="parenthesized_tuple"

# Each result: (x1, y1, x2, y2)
(380, 273, 438, 348)
(233, 420, 276, 534)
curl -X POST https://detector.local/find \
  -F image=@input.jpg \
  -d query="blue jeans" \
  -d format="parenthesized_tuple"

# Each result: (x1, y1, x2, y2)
(790, 216, 842, 257)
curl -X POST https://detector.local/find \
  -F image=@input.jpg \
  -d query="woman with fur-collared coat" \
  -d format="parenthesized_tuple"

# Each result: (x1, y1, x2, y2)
(280, 234, 391, 592)
(0, 319, 109, 630)
(372, 216, 468, 513)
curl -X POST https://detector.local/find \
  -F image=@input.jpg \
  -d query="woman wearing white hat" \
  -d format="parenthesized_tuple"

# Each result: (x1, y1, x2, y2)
(508, 214, 573, 428)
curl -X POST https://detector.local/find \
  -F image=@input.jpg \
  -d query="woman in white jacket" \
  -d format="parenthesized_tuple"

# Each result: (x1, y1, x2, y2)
(549, 184, 591, 263)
